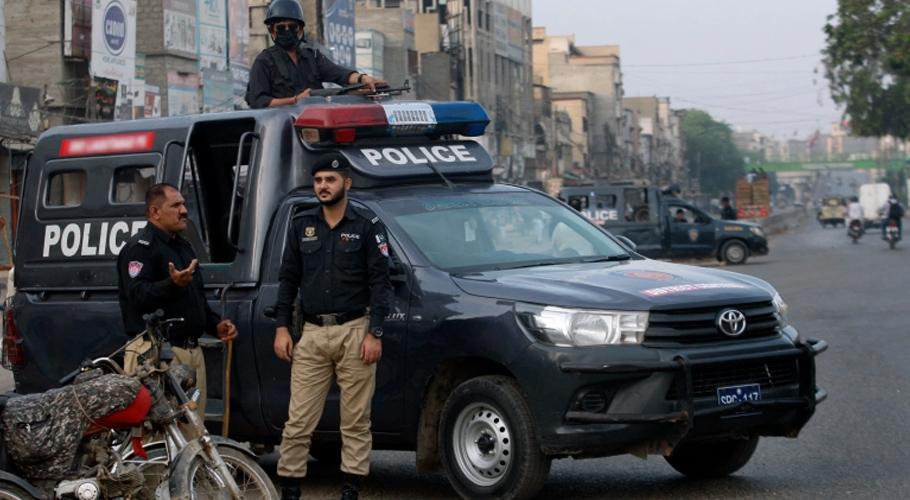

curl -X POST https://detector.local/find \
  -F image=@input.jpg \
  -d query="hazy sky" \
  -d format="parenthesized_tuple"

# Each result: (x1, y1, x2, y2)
(532, 0, 844, 141)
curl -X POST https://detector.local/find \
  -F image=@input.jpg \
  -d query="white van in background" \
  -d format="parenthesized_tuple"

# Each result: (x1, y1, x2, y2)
(859, 182, 892, 227)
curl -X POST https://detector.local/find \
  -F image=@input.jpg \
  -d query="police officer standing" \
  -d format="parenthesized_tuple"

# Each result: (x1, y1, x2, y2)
(247, 0, 387, 109)
(720, 197, 738, 220)
(273, 153, 391, 500)
(117, 183, 238, 419)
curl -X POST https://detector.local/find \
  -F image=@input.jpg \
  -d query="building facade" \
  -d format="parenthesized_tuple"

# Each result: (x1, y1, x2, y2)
(532, 27, 623, 182)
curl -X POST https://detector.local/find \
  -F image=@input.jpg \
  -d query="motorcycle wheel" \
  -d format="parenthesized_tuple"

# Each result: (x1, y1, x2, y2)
(176, 446, 277, 500)
(0, 483, 36, 500)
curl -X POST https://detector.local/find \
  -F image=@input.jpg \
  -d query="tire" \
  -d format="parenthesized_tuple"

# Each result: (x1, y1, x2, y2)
(889, 238, 897, 250)
(438, 376, 551, 500)
(664, 435, 759, 479)
(179, 446, 278, 500)
(720, 240, 748, 265)
(0, 483, 35, 500)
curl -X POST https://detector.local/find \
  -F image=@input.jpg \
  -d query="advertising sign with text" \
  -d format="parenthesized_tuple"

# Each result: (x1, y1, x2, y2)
(198, 0, 228, 70)
(163, 0, 197, 56)
(91, 0, 137, 120)
(0, 83, 42, 138)
(323, 0, 355, 68)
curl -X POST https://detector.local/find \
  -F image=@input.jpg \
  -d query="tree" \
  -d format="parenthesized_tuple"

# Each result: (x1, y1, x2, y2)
(680, 109, 744, 195)
(823, 0, 910, 138)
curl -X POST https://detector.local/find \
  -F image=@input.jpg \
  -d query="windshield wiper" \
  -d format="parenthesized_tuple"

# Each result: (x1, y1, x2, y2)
(582, 254, 631, 263)
(493, 261, 559, 270)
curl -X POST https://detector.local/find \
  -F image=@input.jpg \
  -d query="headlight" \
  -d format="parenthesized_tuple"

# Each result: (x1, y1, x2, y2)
(772, 292, 789, 329)
(515, 303, 648, 346)
(749, 226, 764, 237)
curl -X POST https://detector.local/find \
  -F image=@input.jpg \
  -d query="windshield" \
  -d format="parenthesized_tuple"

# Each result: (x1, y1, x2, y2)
(381, 190, 631, 272)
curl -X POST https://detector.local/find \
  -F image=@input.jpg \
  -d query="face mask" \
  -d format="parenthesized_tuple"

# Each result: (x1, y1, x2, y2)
(274, 28, 299, 50)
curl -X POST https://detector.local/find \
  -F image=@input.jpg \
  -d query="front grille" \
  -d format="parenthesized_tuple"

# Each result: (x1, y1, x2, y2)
(665, 358, 799, 400)
(645, 300, 779, 344)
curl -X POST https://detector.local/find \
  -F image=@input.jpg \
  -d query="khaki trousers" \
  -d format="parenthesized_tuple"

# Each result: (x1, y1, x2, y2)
(277, 316, 376, 478)
(123, 337, 207, 419)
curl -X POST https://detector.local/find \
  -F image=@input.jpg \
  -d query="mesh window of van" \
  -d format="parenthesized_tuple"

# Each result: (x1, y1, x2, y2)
(47, 171, 86, 207)
(112, 166, 156, 203)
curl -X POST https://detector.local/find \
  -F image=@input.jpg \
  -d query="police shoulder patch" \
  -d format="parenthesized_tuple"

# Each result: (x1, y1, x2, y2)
(128, 261, 144, 278)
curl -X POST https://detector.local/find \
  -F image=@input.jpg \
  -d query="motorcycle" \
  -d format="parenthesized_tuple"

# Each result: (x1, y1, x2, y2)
(0, 310, 278, 500)
(884, 219, 901, 249)
(848, 219, 864, 243)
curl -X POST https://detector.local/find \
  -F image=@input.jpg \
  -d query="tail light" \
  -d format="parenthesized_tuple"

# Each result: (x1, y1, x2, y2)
(2, 305, 24, 369)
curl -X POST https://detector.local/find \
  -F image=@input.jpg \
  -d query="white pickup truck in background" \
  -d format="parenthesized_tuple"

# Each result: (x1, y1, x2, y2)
(859, 183, 892, 227)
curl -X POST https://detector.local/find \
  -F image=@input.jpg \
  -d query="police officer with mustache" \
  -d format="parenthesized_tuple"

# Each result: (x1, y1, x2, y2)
(246, 0, 387, 109)
(117, 183, 238, 420)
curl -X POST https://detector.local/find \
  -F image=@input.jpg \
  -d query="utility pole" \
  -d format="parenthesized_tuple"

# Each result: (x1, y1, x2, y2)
(0, 0, 7, 83)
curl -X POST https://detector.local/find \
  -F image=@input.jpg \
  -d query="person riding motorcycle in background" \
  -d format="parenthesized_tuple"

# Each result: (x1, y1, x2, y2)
(880, 195, 904, 240)
(845, 196, 864, 232)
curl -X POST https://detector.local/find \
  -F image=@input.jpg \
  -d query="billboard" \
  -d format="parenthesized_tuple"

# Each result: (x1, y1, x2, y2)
(0, 84, 43, 138)
(163, 0, 197, 56)
(198, 0, 228, 71)
(166, 72, 199, 116)
(228, 0, 250, 102)
(323, 0, 355, 68)
(202, 68, 233, 113)
(91, 0, 137, 120)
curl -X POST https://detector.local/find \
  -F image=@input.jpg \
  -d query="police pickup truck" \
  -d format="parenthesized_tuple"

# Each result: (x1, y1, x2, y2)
(560, 184, 770, 265)
(6, 92, 825, 500)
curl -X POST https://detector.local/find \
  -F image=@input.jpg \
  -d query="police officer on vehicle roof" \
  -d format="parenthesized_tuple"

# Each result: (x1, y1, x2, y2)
(273, 153, 392, 500)
(247, 0, 387, 109)
(117, 183, 238, 419)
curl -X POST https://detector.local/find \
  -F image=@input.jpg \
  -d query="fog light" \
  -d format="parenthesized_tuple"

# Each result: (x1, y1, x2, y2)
(579, 390, 608, 413)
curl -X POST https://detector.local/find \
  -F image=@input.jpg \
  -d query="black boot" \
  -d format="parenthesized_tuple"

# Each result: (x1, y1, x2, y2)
(341, 472, 364, 500)
(280, 477, 301, 500)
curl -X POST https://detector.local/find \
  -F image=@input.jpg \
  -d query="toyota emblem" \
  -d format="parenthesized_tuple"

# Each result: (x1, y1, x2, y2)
(716, 309, 747, 337)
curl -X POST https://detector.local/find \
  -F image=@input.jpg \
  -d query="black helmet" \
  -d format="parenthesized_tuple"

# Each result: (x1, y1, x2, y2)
(265, 0, 305, 26)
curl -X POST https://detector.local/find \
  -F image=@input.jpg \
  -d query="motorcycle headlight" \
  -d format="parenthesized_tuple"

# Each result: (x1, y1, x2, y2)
(750, 226, 764, 237)
(515, 303, 648, 346)
(772, 292, 789, 329)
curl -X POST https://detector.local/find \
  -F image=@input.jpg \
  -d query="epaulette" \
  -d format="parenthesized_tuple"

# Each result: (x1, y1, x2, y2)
(353, 206, 379, 224)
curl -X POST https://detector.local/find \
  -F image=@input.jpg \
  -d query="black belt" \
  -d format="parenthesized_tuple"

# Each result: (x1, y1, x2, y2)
(168, 337, 199, 349)
(303, 309, 366, 327)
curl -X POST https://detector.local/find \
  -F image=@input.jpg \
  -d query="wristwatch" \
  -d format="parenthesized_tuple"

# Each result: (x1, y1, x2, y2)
(369, 326, 383, 339)
(358, 73, 367, 84)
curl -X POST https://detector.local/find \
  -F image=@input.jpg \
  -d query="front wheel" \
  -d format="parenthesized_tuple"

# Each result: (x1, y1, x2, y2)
(175, 446, 278, 500)
(0, 483, 36, 500)
(664, 435, 759, 478)
(720, 240, 748, 265)
(439, 376, 551, 500)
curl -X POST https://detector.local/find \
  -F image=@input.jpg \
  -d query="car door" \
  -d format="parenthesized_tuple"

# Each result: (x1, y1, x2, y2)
(665, 203, 716, 256)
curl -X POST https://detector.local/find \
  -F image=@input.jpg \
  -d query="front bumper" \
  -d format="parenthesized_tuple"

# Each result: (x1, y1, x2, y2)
(748, 237, 770, 256)
(514, 337, 827, 457)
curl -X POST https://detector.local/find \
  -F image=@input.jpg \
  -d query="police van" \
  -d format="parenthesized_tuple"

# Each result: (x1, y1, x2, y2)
(560, 184, 770, 265)
(6, 91, 826, 500)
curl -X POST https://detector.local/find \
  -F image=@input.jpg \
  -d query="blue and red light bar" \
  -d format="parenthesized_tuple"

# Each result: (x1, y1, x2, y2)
(294, 101, 490, 143)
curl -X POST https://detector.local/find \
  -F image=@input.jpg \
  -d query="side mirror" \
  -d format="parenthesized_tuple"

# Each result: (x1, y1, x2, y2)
(615, 235, 637, 251)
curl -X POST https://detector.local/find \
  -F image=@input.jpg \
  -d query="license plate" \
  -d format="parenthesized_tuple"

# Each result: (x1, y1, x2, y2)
(717, 383, 761, 406)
